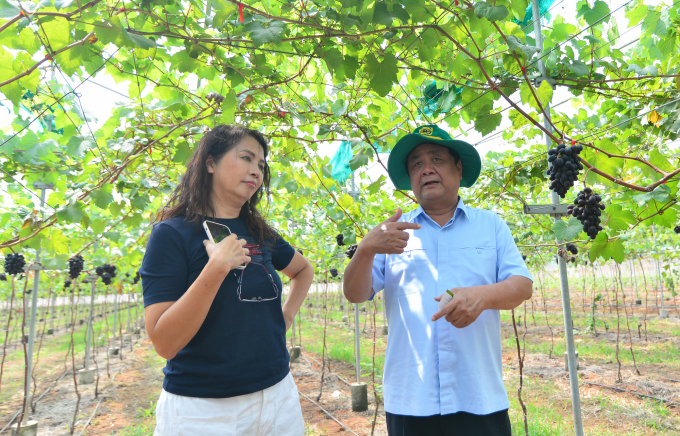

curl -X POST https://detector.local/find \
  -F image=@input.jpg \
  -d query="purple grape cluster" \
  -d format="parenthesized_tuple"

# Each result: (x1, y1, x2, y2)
(567, 187, 605, 239)
(336, 234, 344, 246)
(566, 243, 578, 255)
(345, 244, 357, 259)
(330, 268, 338, 277)
(68, 255, 84, 279)
(96, 263, 117, 285)
(4, 253, 26, 276)
(547, 143, 584, 198)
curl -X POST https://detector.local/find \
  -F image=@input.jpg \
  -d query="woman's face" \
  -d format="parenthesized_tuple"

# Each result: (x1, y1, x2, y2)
(207, 135, 266, 206)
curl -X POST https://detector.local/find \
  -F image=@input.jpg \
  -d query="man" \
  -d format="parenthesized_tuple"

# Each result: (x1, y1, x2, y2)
(344, 124, 532, 436)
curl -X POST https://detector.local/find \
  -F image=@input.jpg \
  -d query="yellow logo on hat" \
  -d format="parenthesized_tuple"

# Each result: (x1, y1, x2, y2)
(419, 126, 433, 136)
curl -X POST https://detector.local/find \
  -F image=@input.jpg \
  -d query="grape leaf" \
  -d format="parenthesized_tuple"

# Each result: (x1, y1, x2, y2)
(603, 204, 636, 232)
(588, 231, 608, 262)
(365, 53, 398, 97)
(474, 2, 509, 21)
(631, 185, 671, 206)
(568, 60, 589, 77)
(373, 1, 410, 26)
(221, 90, 237, 124)
(244, 21, 286, 46)
(57, 201, 86, 224)
(553, 217, 583, 241)
(0, 0, 19, 18)
(602, 238, 624, 264)
(624, 64, 658, 76)
(577, 1, 610, 26)
(506, 36, 540, 59)
(474, 108, 502, 136)
(102, 231, 120, 242)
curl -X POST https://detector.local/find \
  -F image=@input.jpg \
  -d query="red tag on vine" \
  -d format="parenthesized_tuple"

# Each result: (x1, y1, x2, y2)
(520, 66, 526, 73)
(571, 140, 576, 145)
(454, 0, 459, 5)
(238, 3, 244, 23)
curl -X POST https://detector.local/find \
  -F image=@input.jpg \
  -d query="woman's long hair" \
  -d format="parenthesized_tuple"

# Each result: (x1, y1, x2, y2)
(156, 124, 278, 243)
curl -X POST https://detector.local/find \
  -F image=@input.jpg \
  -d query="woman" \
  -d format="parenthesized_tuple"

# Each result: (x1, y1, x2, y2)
(140, 125, 313, 435)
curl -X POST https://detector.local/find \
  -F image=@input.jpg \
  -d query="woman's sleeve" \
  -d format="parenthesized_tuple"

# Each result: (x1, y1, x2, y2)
(140, 222, 189, 307)
(270, 235, 296, 271)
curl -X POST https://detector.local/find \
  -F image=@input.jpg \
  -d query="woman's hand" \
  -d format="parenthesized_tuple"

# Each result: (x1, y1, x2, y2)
(203, 233, 251, 274)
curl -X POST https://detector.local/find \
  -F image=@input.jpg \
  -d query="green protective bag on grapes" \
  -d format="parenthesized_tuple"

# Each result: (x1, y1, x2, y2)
(330, 141, 353, 185)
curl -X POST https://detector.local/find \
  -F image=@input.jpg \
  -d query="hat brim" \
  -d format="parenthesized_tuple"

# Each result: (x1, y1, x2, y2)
(387, 134, 481, 191)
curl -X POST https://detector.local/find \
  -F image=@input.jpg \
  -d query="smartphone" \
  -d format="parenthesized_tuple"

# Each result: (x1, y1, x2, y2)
(203, 220, 246, 270)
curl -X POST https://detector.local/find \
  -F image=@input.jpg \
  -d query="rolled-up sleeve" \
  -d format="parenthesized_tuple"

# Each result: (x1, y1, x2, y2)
(371, 253, 387, 294)
(495, 215, 532, 283)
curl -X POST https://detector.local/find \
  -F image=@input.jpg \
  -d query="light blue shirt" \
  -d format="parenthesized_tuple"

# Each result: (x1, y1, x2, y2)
(371, 199, 532, 416)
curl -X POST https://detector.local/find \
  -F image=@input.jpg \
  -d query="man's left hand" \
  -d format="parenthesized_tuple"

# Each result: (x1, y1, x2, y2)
(432, 288, 486, 328)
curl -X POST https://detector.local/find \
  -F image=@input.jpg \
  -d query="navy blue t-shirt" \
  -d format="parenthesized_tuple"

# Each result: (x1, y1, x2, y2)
(140, 215, 295, 398)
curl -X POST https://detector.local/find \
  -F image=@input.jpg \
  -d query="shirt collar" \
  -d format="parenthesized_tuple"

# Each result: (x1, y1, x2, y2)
(411, 197, 469, 228)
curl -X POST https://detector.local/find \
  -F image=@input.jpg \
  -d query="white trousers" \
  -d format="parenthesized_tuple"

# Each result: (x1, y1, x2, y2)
(154, 373, 305, 436)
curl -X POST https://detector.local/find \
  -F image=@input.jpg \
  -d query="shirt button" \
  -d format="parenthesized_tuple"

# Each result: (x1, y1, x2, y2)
(476, 249, 481, 254)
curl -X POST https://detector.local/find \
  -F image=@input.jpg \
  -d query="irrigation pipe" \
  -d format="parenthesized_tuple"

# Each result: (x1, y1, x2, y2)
(660, 378, 680, 384)
(77, 336, 141, 435)
(0, 366, 73, 434)
(583, 382, 680, 406)
(298, 390, 360, 436)
(0, 332, 142, 435)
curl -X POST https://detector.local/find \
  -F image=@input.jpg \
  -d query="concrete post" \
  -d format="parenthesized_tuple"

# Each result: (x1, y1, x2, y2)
(350, 383, 368, 412)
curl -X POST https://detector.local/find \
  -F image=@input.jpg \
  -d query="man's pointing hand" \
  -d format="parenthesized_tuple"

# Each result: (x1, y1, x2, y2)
(359, 208, 421, 256)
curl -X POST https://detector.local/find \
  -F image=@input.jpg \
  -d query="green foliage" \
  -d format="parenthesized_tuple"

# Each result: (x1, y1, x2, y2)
(0, 0, 678, 272)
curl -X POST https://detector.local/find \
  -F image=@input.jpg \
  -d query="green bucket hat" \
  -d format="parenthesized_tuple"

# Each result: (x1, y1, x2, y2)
(387, 124, 481, 191)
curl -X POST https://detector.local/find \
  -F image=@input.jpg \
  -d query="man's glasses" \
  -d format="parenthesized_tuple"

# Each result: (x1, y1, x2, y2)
(237, 262, 279, 302)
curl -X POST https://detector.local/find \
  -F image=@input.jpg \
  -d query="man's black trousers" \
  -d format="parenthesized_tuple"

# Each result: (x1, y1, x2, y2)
(386, 409, 512, 436)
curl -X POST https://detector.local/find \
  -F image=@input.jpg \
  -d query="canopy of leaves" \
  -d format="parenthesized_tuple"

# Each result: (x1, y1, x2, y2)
(0, 0, 679, 277)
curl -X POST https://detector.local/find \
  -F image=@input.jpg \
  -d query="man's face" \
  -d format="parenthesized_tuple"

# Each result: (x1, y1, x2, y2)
(407, 143, 463, 204)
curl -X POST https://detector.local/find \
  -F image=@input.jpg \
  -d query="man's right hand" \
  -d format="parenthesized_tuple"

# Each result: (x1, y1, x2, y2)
(359, 208, 421, 255)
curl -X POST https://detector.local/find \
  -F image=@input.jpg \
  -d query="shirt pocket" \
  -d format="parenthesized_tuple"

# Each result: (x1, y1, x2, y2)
(387, 249, 433, 296)
(448, 246, 496, 286)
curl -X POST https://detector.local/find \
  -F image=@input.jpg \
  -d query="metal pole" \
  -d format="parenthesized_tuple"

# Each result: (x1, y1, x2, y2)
(113, 292, 118, 344)
(354, 302, 360, 384)
(23, 185, 49, 425)
(85, 279, 96, 370)
(127, 291, 132, 334)
(50, 293, 56, 332)
(349, 170, 361, 384)
(532, 2, 584, 434)
(631, 259, 638, 300)
(84, 241, 97, 370)
(651, 225, 665, 311)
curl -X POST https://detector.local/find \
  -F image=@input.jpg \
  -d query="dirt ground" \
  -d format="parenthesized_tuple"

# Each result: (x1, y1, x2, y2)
(2, 286, 680, 435)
